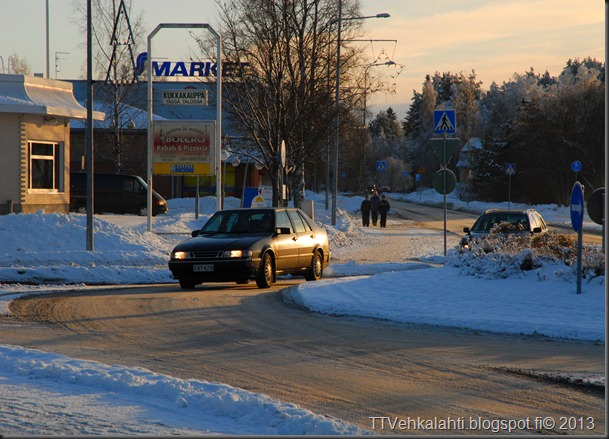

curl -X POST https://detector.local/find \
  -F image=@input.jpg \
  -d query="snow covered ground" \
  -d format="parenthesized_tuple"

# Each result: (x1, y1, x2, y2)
(0, 189, 605, 435)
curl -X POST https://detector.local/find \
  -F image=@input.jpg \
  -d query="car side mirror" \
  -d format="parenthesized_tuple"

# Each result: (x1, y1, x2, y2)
(532, 227, 542, 233)
(276, 227, 291, 235)
(191, 230, 200, 237)
(463, 227, 470, 233)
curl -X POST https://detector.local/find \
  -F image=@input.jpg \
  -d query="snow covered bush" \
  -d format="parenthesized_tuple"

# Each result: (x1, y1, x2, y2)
(452, 230, 605, 281)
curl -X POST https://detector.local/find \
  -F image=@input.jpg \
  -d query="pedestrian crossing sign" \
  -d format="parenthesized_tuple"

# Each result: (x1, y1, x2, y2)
(434, 109, 456, 134)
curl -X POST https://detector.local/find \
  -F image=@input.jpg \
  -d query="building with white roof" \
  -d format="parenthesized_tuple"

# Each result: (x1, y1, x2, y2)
(0, 74, 104, 214)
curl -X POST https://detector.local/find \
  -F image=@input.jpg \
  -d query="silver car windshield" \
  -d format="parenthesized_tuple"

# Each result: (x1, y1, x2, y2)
(471, 214, 529, 233)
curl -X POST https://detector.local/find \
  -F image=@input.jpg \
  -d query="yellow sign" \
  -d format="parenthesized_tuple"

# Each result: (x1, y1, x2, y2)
(152, 120, 215, 176)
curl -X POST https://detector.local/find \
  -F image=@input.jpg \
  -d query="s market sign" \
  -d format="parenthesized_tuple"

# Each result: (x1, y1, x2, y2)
(135, 52, 248, 78)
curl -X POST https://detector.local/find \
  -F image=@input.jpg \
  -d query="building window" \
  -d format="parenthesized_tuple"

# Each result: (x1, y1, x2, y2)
(29, 141, 64, 191)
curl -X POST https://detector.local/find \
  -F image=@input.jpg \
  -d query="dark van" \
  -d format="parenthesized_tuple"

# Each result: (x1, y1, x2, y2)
(70, 172, 168, 216)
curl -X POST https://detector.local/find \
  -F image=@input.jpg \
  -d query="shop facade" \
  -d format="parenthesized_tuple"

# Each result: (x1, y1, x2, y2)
(0, 74, 103, 214)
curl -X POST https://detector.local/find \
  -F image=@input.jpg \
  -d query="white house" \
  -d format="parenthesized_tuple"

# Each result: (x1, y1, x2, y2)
(456, 137, 483, 183)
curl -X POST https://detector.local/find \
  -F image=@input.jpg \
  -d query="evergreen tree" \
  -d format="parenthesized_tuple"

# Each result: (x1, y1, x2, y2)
(399, 58, 604, 204)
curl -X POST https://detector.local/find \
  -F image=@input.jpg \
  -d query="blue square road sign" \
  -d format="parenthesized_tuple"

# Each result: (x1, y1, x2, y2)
(434, 109, 456, 134)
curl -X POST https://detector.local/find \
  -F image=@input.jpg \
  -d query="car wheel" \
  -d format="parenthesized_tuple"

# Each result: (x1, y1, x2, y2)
(179, 279, 196, 289)
(256, 252, 274, 288)
(305, 250, 323, 281)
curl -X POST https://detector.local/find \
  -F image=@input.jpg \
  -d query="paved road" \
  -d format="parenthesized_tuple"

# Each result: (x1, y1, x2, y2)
(0, 204, 604, 435)
(2, 282, 604, 435)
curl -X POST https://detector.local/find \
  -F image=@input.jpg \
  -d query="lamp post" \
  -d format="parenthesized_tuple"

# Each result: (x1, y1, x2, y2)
(331, 1, 389, 225)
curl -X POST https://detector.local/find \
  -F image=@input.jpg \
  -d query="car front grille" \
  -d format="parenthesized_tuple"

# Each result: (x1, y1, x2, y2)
(191, 251, 225, 259)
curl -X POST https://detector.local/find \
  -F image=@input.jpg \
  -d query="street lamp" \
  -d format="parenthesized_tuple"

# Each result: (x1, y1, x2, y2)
(332, 1, 389, 225)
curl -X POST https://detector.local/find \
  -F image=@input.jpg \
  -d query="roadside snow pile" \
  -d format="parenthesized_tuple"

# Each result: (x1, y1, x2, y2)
(0, 211, 174, 285)
(0, 211, 171, 261)
(0, 345, 366, 436)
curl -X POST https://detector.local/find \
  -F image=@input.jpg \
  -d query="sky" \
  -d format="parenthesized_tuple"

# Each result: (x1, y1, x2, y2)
(0, 0, 604, 118)
(0, 190, 604, 434)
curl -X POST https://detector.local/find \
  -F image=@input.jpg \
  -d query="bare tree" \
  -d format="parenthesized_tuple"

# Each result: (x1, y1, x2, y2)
(6, 53, 31, 75)
(209, 0, 371, 207)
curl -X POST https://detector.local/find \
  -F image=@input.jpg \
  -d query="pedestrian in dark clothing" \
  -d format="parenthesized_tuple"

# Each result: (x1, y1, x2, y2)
(378, 195, 390, 228)
(370, 192, 381, 226)
(360, 195, 371, 227)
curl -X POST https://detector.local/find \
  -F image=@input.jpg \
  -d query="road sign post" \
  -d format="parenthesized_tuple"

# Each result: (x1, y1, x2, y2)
(571, 160, 582, 185)
(429, 123, 459, 256)
(570, 182, 585, 294)
(505, 163, 516, 210)
(402, 171, 409, 194)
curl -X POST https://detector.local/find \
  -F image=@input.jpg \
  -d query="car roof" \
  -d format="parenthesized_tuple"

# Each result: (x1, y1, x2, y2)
(483, 208, 538, 215)
(219, 207, 299, 212)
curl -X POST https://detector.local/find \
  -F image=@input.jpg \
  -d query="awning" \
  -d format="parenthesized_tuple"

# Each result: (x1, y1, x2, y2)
(0, 74, 105, 120)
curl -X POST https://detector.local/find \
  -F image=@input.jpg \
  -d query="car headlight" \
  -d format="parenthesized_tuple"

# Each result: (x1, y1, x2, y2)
(222, 250, 252, 258)
(172, 251, 190, 260)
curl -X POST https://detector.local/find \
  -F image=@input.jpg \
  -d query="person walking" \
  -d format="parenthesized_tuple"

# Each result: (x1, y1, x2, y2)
(378, 194, 391, 228)
(370, 192, 381, 226)
(360, 195, 371, 227)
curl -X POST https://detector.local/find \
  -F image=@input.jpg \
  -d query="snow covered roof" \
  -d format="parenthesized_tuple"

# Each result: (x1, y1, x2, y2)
(460, 137, 483, 152)
(69, 102, 166, 130)
(456, 137, 483, 168)
(0, 74, 104, 120)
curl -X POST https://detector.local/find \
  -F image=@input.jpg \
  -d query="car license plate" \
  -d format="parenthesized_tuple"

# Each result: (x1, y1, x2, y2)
(193, 264, 213, 272)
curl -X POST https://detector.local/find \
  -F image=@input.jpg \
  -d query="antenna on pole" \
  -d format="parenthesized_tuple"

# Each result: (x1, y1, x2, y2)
(54, 52, 69, 79)
(105, 0, 138, 84)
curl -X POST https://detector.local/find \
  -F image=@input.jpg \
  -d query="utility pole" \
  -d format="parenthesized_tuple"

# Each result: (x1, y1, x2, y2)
(46, 0, 50, 78)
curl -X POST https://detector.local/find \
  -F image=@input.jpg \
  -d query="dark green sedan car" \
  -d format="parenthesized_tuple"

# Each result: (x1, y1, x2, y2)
(169, 207, 331, 289)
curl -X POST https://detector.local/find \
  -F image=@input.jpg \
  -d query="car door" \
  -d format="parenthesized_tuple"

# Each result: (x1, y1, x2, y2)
(287, 209, 316, 269)
(273, 209, 300, 270)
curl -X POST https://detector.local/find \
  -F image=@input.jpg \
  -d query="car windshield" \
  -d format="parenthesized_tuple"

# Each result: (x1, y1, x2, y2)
(470, 213, 529, 233)
(200, 210, 275, 234)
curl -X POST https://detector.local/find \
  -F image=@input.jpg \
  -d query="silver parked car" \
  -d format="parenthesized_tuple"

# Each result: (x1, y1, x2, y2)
(460, 208, 548, 250)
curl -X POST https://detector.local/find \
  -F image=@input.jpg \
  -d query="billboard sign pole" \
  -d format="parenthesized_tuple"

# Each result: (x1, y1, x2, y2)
(147, 23, 222, 232)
